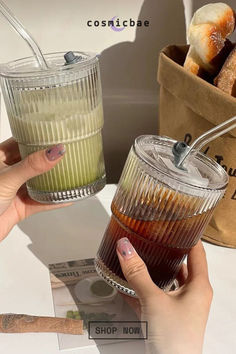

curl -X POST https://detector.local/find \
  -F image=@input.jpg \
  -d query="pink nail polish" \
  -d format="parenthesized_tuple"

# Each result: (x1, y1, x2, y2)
(117, 237, 136, 260)
(46, 144, 66, 161)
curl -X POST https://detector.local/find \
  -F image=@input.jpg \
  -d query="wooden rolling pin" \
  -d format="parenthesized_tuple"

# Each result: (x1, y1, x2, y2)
(0, 314, 83, 335)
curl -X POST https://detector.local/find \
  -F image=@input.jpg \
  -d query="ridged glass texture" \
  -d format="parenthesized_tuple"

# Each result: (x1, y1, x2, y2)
(0, 52, 106, 203)
(96, 141, 227, 296)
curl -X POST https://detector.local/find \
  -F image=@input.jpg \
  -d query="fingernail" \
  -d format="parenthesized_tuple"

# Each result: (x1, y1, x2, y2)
(46, 144, 66, 161)
(117, 237, 136, 260)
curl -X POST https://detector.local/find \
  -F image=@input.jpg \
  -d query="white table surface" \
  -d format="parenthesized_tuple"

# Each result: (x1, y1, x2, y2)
(0, 184, 235, 354)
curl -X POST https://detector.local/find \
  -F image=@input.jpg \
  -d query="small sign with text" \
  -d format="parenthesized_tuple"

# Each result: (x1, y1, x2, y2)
(88, 321, 148, 340)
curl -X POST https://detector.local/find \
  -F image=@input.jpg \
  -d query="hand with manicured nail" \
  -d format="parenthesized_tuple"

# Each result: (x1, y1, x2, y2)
(117, 238, 213, 354)
(0, 138, 68, 241)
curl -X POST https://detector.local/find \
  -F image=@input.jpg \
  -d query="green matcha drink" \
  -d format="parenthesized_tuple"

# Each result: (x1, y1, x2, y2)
(0, 51, 106, 203)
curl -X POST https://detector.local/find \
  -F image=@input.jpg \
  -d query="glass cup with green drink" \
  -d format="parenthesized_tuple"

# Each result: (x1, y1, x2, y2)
(0, 51, 106, 203)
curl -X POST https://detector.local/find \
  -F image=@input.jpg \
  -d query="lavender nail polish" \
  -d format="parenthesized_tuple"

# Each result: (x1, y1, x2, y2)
(117, 237, 136, 260)
(46, 144, 66, 161)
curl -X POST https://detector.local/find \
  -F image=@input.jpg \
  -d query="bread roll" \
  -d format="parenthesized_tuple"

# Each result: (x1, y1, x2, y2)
(214, 45, 236, 96)
(184, 3, 235, 76)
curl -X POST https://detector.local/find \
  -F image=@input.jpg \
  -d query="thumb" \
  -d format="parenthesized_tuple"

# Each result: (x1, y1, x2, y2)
(116, 237, 160, 300)
(0, 144, 65, 197)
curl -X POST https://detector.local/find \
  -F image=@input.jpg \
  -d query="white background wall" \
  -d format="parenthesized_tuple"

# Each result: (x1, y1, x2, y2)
(0, 0, 235, 181)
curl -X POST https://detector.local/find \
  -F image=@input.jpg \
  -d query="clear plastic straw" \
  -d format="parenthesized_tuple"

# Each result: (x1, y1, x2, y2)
(176, 116, 236, 168)
(0, 0, 48, 69)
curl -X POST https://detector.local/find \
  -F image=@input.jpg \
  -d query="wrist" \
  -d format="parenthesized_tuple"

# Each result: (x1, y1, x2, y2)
(145, 338, 203, 354)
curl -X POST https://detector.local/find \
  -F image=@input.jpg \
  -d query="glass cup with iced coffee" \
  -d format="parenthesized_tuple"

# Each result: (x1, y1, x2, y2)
(95, 135, 228, 296)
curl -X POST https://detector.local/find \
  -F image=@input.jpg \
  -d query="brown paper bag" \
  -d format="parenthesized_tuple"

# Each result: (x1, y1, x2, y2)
(157, 45, 236, 248)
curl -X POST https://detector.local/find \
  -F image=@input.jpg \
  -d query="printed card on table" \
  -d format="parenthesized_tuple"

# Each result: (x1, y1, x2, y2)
(49, 258, 142, 350)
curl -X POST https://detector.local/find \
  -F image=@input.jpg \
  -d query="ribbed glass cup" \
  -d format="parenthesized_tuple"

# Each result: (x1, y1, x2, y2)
(95, 135, 228, 296)
(0, 52, 106, 203)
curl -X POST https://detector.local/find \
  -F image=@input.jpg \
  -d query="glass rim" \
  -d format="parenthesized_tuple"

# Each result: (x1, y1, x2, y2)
(0, 51, 98, 79)
(134, 135, 229, 191)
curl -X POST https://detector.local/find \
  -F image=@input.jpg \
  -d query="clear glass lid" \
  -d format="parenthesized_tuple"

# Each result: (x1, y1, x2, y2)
(0, 51, 97, 79)
(134, 135, 228, 190)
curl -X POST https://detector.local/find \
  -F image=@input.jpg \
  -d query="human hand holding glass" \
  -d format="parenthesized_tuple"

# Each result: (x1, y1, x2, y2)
(0, 138, 69, 241)
(117, 237, 213, 354)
